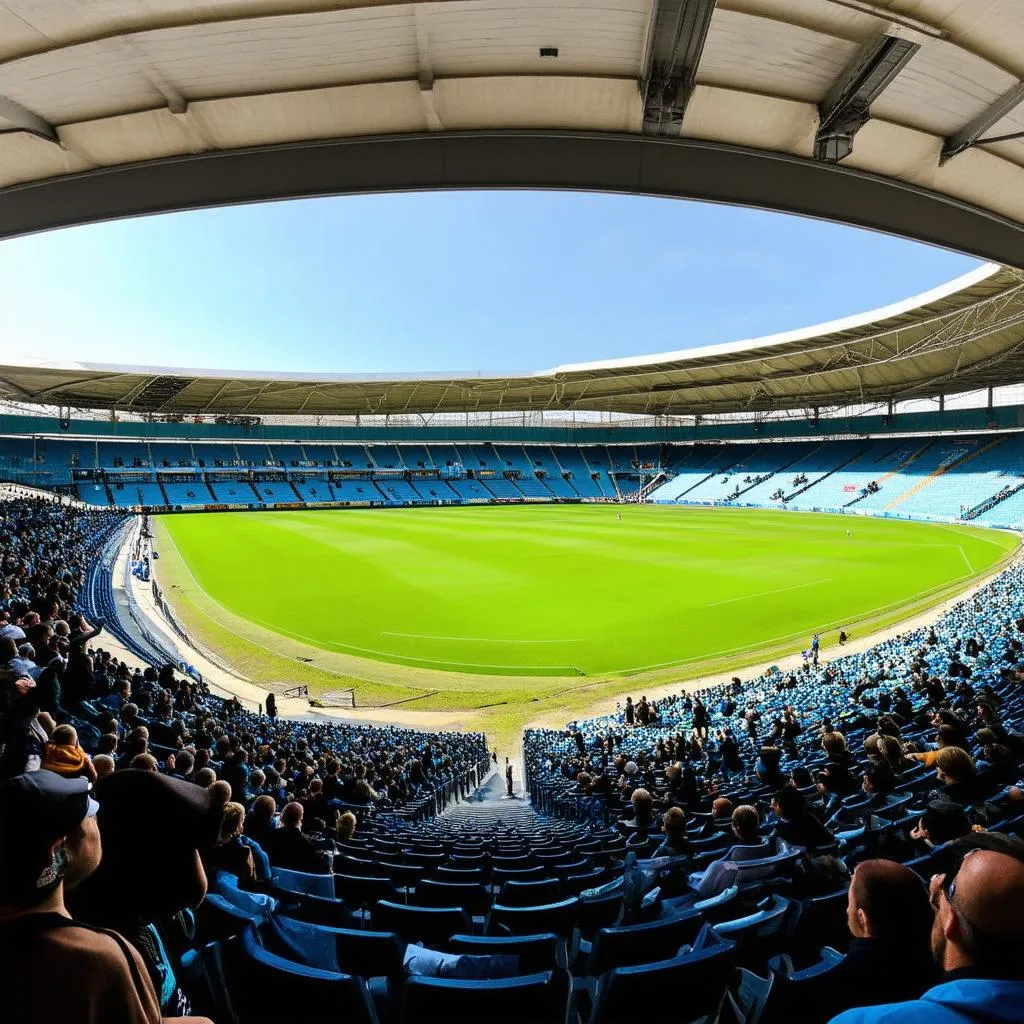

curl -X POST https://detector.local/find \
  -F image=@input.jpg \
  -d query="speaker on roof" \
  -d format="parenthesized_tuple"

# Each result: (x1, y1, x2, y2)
(59, 416, 71, 431)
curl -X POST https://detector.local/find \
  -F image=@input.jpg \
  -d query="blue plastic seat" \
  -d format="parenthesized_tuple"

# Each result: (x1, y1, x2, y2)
(489, 897, 580, 938)
(493, 864, 547, 884)
(714, 896, 797, 966)
(271, 865, 334, 899)
(589, 931, 736, 1024)
(500, 878, 563, 907)
(371, 899, 471, 947)
(412, 879, 492, 915)
(278, 891, 355, 929)
(334, 872, 397, 908)
(562, 869, 607, 897)
(761, 948, 845, 1024)
(403, 968, 571, 1024)
(224, 926, 380, 1024)
(692, 885, 740, 922)
(436, 866, 487, 884)
(587, 909, 705, 976)
(449, 932, 565, 973)
(195, 892, 255, 942)
(789, 888, 850, 956)
(492, 854, 536, 869)
(575, 892, 623, 938)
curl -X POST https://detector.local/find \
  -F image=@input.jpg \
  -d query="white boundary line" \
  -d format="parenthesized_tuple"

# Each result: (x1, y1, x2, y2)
(382, 631, 583, 644)
(958, 546, 975, 573)
(706, 578, 832, 608)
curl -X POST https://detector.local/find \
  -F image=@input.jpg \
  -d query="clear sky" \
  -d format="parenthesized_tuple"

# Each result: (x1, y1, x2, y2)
(0, 190, 981, 374)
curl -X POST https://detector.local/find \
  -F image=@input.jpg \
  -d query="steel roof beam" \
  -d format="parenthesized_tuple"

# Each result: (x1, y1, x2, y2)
(815, 32, 920, 164)
(0, 94, 59, 145)
(941, 81, 1024, 165)
(641, 0, 717, 136)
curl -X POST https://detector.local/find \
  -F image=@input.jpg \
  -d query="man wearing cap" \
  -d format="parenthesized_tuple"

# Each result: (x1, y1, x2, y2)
(0, 770, 213, 1024)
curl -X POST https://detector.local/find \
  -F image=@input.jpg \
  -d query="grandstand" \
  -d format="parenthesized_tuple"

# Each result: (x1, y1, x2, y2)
(11, 426, 1024, 532)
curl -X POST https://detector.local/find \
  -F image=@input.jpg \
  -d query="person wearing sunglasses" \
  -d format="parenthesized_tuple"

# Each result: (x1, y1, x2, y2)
(831, 834, 1024, 1024)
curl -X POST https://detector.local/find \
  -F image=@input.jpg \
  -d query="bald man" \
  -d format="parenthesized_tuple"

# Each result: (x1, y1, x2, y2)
(819, 861, 939, 1016)
(831, 837, 1024, 1024)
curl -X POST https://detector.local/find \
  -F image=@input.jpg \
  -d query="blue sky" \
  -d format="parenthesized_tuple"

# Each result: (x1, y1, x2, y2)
(0, 191, 981, 374)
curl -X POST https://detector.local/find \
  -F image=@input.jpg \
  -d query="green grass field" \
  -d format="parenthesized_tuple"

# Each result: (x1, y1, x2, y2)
(157, 504, 1016, 688)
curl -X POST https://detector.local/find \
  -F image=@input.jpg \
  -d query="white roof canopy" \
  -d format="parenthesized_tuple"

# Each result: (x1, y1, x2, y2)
(0, 1, 1021, 264)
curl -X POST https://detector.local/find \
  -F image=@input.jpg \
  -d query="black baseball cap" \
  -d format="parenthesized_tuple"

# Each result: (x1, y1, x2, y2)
(0, 770, 98, 843)
(0, 770, 98, 901)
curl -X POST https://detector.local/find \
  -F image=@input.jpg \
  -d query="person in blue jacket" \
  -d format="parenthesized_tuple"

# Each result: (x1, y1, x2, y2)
(831, 835, 1024, 1024)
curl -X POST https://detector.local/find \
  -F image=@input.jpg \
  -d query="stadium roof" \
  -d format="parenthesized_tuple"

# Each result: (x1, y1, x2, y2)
(0, 1, 1021, 266)
(3, 262, 1024, 417)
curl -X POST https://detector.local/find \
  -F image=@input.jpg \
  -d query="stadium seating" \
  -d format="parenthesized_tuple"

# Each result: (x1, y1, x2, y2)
(162, 480, 217, 505)
(401, 445, 434, 469)
(26, 432, 1024, 525)
(209, 479, 260, 503)
(252, 480, 302, 503)
(375, 479, 423, 505)
(332, 480, 382, 504)
(194, 443, 241, 467)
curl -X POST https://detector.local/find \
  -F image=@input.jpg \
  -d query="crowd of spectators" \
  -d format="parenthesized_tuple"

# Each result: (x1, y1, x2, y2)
(525, 558, 1024, 1019)
(0, 495, 489, 1021)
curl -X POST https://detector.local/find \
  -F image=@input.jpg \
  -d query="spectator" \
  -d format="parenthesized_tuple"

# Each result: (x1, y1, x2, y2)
(808, 860, 939, 1021)
(771, 785, 835, 851)
(931, 747, 983, 806)
(831, 837, 1024, 1023)
(244, 794, 277, 852)
(622, 787, 659, 831)
(337, 810, 357, 842)
(693, 805, 770, 898)
(712, 796, 734, 826)
(41, 723, 96, 782)
(69, 770, 226, 1019)
(910, 800, 973, 850)
(0, 770, 211, 1024)
(0, 674, 48, 779)
(204, 801, 255, 884)
(655, 806, 690, 857)
(267, 801, 327, 874)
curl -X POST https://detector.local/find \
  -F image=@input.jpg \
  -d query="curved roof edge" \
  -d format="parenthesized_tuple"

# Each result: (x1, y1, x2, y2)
(2, 262, 1023, 417)
(3, 262, 1007, 384)
(553, 261, 1002, 374)
(2, 132, 1024, 271)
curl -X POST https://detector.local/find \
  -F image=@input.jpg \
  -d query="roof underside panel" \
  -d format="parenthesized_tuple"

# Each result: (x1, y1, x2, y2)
(0, 0, 1017, 268)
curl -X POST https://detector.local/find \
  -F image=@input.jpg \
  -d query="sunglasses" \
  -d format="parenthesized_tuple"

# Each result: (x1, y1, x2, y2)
(932, 847, 980, 911)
